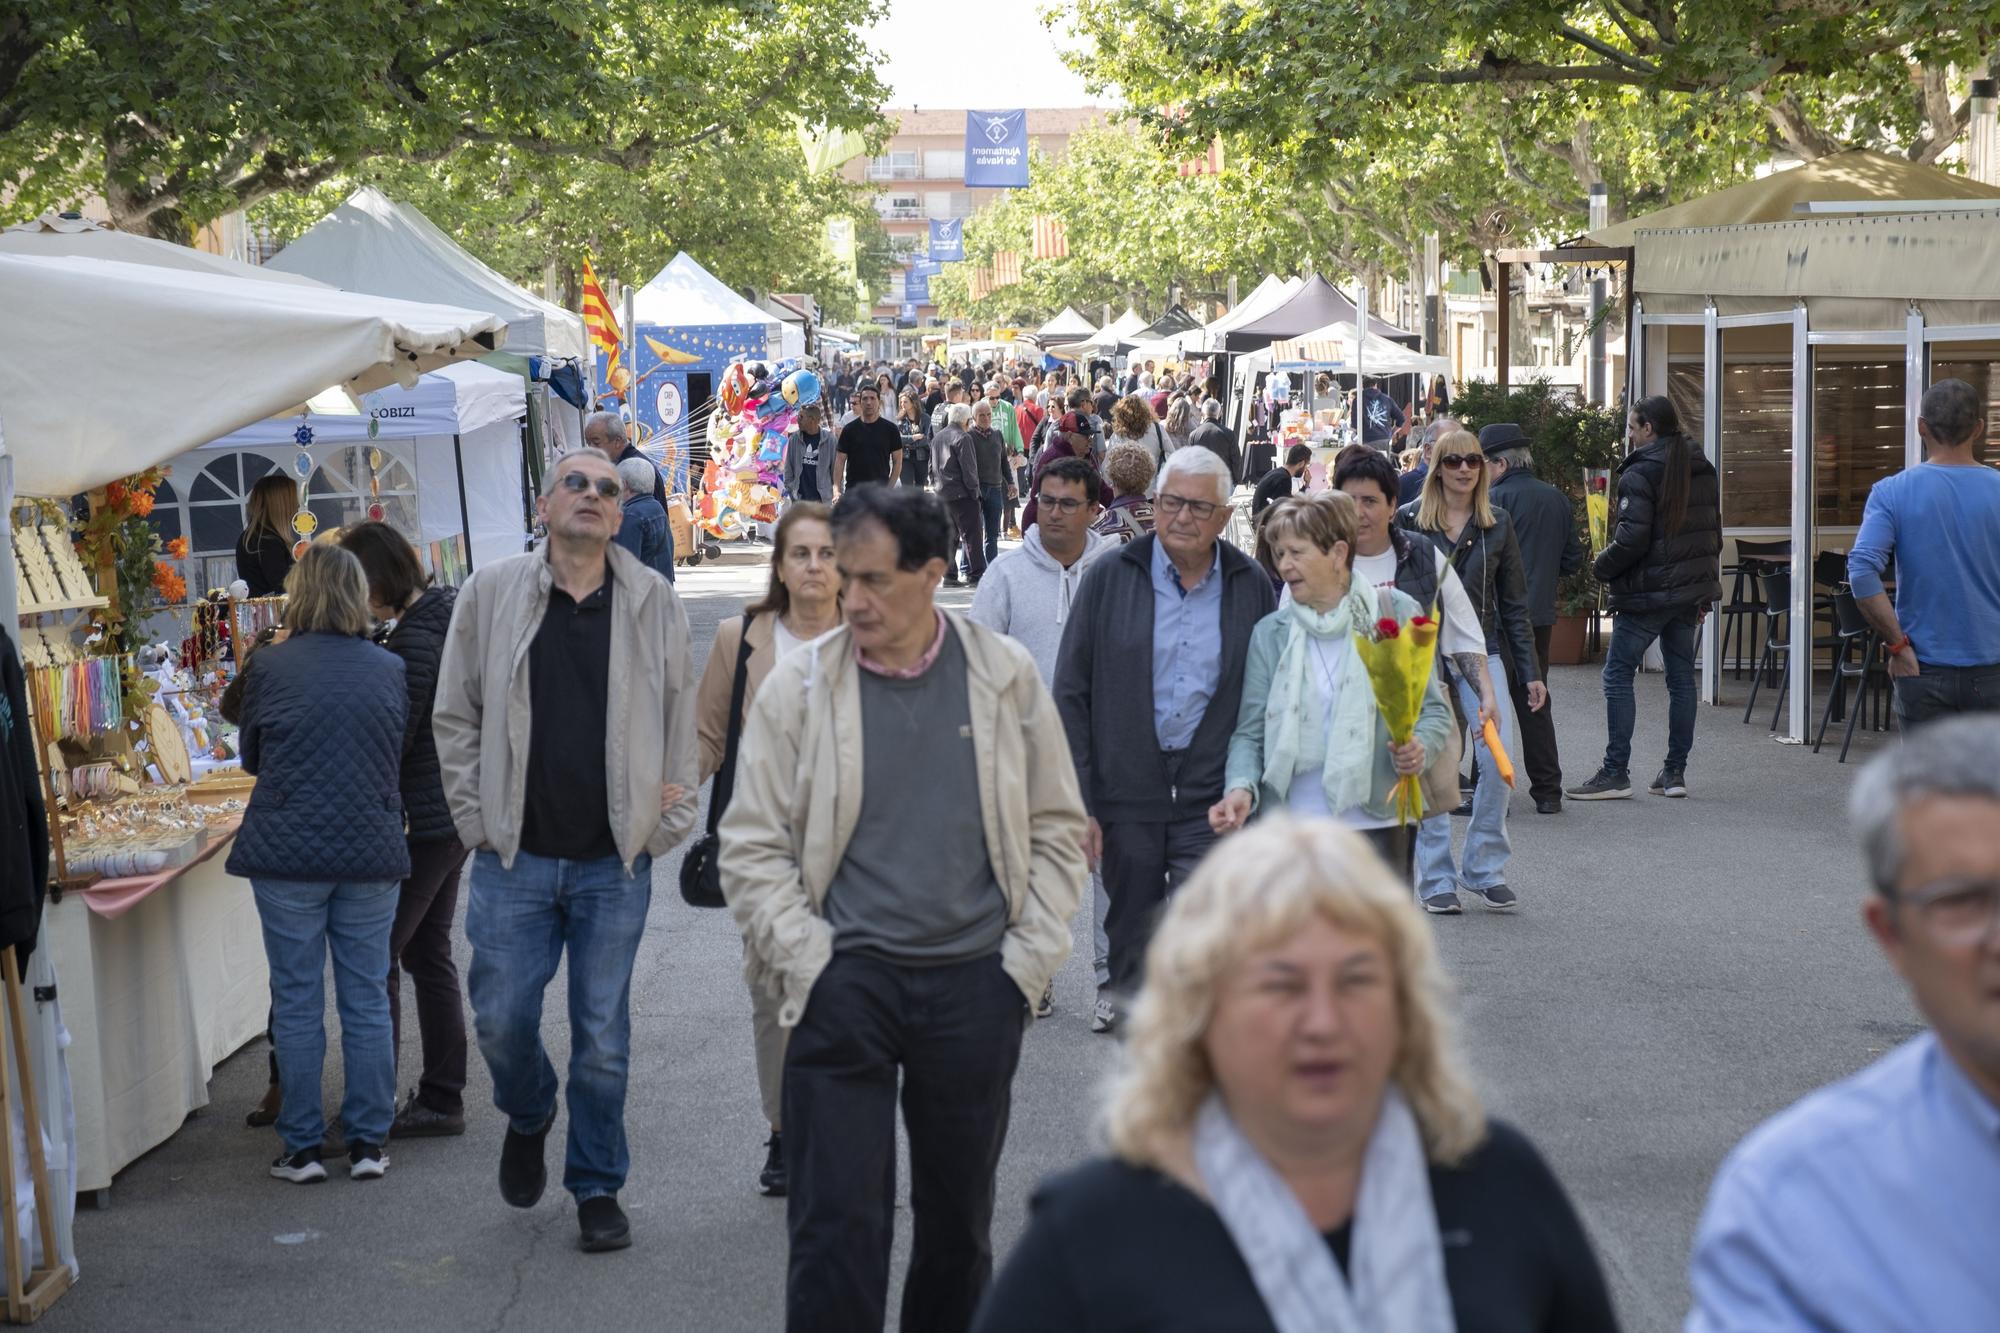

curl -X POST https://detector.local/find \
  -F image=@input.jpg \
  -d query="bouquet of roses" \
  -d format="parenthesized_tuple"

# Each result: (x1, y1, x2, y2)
(1351, 589, 1441, 825)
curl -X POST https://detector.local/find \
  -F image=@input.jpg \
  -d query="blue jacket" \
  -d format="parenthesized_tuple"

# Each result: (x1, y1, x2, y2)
(615, 494, 676, 583)
(226, 632, 412, 883)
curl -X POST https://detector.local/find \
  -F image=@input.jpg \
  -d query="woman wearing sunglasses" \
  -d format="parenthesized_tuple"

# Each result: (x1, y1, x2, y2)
(1398, 431, 1545, 915)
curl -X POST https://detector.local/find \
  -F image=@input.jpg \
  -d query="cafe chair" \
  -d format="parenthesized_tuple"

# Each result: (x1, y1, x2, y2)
(1743, 568, 1841, 732)
(1720, 539, 1789, 680)
(1814, 587, 1890, 763)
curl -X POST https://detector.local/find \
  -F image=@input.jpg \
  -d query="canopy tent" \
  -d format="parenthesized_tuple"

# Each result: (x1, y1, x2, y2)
(1125, 304, 1205, 360)
(1223, 275, 1410, 351)
(1266, 321, 1451, 376)
(266, 187, 587, 359)
(196, 361, 529, 574)
(1050, 307, 1149, 360)
(1033, 306, 1098, 341)
(1208, 275, 1301, 336)
(1590, 148, 2000, 250)
(0, 213, 321, 287)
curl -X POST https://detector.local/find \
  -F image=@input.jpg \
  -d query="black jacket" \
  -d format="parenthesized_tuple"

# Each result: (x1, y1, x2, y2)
(1053, 534, 1275, 823)
(1594, 436, 1723, 615)
(226, 632, 411, 883)
(1188, 421, 1242, 484)
(0, 638, 48, 960)
(1488, 468, 1585, 626)
(383, 586, 458, 844)
(1398, 500, 1542, 686)
(235, 527, 294, 598)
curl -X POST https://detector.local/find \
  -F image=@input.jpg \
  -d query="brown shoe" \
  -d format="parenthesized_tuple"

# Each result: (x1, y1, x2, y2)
(245, 1082, 281, 1128)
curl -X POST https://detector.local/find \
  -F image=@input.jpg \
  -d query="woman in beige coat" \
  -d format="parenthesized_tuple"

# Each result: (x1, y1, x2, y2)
(694, 501, 840, 1198)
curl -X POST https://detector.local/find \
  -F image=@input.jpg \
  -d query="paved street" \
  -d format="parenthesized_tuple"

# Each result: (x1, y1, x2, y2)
(45, 551, 1917, 1333)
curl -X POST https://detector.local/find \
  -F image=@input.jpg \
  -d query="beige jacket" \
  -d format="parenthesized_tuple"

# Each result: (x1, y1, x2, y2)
(695, 612, 778, 783)
(718, 611, 1088, 1026)
(433, 543, 698, 873)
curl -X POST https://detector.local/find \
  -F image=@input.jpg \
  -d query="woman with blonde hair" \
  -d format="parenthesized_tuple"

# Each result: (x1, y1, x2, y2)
(973, 819, 1618, 1332)
(1397, 429, 1544, 915)
(236, 473, 301, 597)
(1108, 393, 1170, 472)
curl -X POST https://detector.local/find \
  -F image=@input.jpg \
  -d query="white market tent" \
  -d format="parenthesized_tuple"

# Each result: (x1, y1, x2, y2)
(266, 187, 587, 360)
(0, 212, 323, 287)
(1267, 320, 1451, 376)
(1034, 306, 1098, 342)
(199, 361, 530, 573)
(632, 252, 784, 352)
(1049, 307, 1149, 361)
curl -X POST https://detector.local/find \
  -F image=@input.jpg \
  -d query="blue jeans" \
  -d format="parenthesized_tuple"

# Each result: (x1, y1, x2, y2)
(251, 878, 399, 1154)
(465, 849, 653, 1201)
(1602, 607, 1699, 774)
(980, 484, 1005, 564)
(1416, 654, 1514, 899)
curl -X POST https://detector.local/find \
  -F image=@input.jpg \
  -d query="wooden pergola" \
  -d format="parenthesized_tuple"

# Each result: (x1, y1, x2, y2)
(1490, 245, 1634, 395)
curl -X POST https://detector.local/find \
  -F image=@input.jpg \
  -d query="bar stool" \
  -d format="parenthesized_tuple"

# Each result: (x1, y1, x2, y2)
(1720, 539, 1790, 680)
(1742, 567, 1790, 727)
(1815, 587, 1890, 762)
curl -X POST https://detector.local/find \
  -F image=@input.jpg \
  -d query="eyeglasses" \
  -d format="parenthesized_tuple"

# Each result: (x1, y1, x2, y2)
(1437, 454, 1484, 470)
(559, 471, 622, 499)
(1156, 493, 1222, 521)
(1036, 494, 1087, 514)
(1895, 878, 2000, 947)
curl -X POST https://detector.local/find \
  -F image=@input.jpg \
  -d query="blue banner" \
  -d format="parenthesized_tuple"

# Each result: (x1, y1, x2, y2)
(906, 268, 930, 304)
(928, 218, 964, 262)
(965, 109, 1030, 188)
(911, 259, 942, 279)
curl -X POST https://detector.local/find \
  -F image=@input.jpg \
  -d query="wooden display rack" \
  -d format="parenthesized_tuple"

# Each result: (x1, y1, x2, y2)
(0, 951, 71, 1322)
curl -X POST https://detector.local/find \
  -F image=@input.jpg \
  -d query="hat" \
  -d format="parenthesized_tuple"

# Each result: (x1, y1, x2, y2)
(1478, 422, 1531, 454)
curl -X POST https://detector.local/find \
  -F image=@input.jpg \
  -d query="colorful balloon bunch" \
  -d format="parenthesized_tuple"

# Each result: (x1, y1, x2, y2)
(696, 358, 823, 541)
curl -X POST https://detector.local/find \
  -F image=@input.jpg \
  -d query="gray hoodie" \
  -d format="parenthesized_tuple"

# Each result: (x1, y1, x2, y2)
(968, 524, 1117, 685)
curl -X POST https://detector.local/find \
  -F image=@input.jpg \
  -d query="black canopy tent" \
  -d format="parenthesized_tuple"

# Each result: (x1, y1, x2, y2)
(1131, 303, 1204, 343)
(1222, 275, 1416, 352)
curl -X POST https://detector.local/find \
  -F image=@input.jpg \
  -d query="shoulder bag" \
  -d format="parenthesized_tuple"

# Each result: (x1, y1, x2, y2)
(678, 616, 756, 908)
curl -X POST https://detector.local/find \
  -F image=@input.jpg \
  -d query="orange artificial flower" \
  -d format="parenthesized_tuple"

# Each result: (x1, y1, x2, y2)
(130, 490, 155, 518)
(103, 481, 127, 510)
(167, 536, 190, 560)
(152, 562, 187, 602)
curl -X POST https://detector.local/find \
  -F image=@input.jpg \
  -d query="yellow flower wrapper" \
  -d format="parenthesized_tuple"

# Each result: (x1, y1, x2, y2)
(1351, 606, 1442, 825)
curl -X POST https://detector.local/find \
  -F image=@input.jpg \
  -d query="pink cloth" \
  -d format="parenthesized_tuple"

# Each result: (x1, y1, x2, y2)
(855, 609, 947, 679)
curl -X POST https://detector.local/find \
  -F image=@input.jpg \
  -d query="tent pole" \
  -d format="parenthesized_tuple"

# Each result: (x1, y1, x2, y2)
(452, 433, 475, 576)
(1355, 284, 1368, 445)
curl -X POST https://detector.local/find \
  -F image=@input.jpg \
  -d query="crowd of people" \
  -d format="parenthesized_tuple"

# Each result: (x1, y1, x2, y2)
(213, 361, 2000, 1331)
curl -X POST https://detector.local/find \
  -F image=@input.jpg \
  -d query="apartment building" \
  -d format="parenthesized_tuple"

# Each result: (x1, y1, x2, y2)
(842, 107, 1104, 328)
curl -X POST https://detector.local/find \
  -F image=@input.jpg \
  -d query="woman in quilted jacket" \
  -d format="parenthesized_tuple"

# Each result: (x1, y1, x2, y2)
(340, 522, 470, 1140)
(228, 542, 410, 1185)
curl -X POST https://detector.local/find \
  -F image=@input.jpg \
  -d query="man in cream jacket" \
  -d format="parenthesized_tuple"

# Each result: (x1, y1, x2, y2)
(720, 483, 1087, 1333)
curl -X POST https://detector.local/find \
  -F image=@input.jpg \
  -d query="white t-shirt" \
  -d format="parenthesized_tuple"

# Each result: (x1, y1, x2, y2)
(1350, 545, 1485, 659)
(1284, 635, 1393, 830)
(772, 616, 805, 661)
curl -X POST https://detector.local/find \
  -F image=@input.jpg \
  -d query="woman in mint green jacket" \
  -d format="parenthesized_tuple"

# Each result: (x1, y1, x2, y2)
(1209, 493, 1452, 879)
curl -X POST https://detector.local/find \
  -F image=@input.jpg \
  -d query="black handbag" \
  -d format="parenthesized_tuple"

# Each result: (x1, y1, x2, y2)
(678, 615, 756, 908)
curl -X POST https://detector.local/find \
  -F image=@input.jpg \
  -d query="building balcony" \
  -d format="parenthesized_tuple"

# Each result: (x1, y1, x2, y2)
(865, 164, 921, 181)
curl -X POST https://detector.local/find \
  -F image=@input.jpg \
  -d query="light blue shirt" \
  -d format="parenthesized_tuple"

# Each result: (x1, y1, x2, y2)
(1848, 462, 2000, 667)
(1150, 539, 1224, 750)
(1686, 1031, 2000, 1332)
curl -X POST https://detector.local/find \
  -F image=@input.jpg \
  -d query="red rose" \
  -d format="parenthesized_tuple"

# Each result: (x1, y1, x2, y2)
(1410, 616, 1434, 627)
(1593, 477, 1608, 491)
(1376, 618, 1401, 639)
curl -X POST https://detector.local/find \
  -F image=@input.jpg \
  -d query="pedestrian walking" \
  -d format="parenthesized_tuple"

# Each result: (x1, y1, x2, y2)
(694, 503, 841, 1199)
(936, 403, 986, 586)
(1054, 447, 1276, 1032)
(584, 410, 669, 515)
(230, 544, 410, 1184)
(973, 818, 1621, 1332)
(1483, 424, 1583, 813)
(720, 485, 1088, 1333)
(832, 382, 903, 493)
(1090, 443, 1157, 545)
(432, 447, 699, 1253)
(1358, 376, 1406, 447)
(1210, 494, 1452, 878)
(1397, 429, 1545, 914)
(1567, 396, 1720, 802)
(984, 380, 1025, 538)
(1252, 443, 1312, 520)
(1108, 394, 1171, 478)
(1849, 377, 2000, 728)
(1163, 395, 1196, 457)
(968, 398, 1013, 570)
(897, 389, 932, 489)
(972, 456, 1117, 1017)
(337, 522, 472, 1141)
(1019, 409, 1111, 531)
(785, 402, 836, 506)
(611, 457, 676, 583)
(1188, 398, 1242, 485)
(1687, 717, 2000, 1331)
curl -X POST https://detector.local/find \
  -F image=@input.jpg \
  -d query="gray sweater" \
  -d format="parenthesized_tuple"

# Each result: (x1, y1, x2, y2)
(968, 526, 1118, 686)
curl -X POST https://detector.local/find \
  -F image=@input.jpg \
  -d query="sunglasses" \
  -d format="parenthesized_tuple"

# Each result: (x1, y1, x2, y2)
(1437, 454, 1484, 470)
(559, 471, 622, 499)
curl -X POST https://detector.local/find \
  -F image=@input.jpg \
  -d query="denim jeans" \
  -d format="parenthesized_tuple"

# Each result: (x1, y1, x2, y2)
(1415, 654, 1514, 900)
(465, 849, 652, 1201)
(251, 878, 399, 1153)
(980, 484, 1005, 564)
(1892, 662, 2000, 730)
(1602, 607, 1699, 774)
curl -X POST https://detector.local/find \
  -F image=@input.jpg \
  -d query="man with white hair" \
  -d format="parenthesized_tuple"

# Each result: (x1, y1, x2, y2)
(611, 457, 675, 582)
(583, 411, 668, 515)
(1054, 447, 1274, 1031)
(1687, 715, 2000, 1330)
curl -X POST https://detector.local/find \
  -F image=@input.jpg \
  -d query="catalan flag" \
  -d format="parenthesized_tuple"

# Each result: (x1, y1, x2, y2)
(1031, 215, 1069, 260)
(968, 266, 993, 301)
(991, 250, 1022, 287)
(581, 257, 624, 400)
(1177, 136, 1225, 178)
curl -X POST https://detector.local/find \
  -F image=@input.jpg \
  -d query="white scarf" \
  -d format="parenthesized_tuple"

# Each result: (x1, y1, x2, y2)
(1261, 579, 1378, 815)
(1194, 1090, 1455, 1333)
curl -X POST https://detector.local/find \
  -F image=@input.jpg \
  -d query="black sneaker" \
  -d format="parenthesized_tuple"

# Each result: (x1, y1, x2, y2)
(392, 1089, 465, 1139)
(499, 1108, 556, 1208)
(759, 1133, 787, 1197)
(1421, 891, 1464, 915)
(1651, 767, 1688, 798)
(1566, 768, 1633, 801)
(577, 1195, 632, 1253)
(270, 1146, 326, 1184)
(348, 1141, 389, 1181)
(1470, 883, 1519, 911)
(1034, 983, 1055, 1019)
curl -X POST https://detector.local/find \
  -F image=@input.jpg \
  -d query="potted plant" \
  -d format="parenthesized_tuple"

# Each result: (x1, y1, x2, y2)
(1548, 574, 1599, 665)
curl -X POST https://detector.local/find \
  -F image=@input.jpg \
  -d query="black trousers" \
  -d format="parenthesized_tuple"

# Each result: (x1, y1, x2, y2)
(1360, 824, 1415, 882)
(388, 835, 471, 1114)
(1502, 625, 1562, 803)
(1100, 812, 1216, 996)
(783, 952, 1026, 1333)
(947, 494, 986, 582)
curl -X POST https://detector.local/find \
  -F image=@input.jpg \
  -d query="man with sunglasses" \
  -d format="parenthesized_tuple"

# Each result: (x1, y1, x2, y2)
(434, 447, 698, 1254)
(1688, 716, 2000, 1330)
(1054, 447, 1275, 1032)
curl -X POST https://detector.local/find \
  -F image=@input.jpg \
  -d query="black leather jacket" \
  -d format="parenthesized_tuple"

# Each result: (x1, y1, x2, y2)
(1594, 436, 1723, 615)
(1397, 500, 1542, 686)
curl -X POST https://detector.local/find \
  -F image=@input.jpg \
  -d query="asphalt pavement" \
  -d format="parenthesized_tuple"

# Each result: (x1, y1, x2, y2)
(44, 545, 1918, 1332)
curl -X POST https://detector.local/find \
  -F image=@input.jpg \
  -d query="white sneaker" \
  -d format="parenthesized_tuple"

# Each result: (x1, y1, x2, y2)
(1034, 983, 1055, 1020)
(270, 1148, 327, 1184)
(1090, 996, 1117, 1034)
(348, 1143, 389, 1181)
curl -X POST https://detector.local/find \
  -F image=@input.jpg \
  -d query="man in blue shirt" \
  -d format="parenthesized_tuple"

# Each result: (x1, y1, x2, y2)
(1848, 377, 2000, 728)
(1686, 716, 2000, 1331)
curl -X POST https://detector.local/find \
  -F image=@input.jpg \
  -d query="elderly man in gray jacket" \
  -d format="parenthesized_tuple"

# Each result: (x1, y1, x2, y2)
(784, 402, 836, 506)
(434, 447, 698, 1254)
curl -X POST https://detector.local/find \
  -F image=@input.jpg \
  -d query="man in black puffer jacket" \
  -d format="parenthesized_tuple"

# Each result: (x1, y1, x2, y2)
(1569, 396, 1721, 803)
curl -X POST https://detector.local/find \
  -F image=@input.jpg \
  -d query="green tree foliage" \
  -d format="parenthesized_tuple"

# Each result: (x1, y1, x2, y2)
(1, 0, 886, 240)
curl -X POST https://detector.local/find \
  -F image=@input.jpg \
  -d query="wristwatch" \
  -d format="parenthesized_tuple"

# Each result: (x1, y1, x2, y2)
(1886, 635, 1912, 655)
